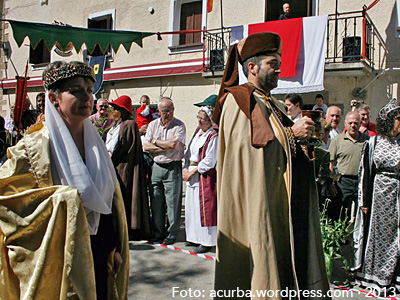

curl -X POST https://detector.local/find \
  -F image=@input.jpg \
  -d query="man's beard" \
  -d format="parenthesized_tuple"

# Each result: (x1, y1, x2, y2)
(257, 74, 278, 93)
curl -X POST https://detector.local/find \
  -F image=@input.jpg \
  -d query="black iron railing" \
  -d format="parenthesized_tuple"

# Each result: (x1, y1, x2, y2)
(326, 8, 387, 69)
(202, 27, 231, 72)
(203, 9, 387, 73)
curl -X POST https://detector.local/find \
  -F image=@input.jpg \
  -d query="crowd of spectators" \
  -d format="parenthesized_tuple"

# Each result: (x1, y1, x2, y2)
(1, 56, 399, 297)
(307, 95, 400, 293)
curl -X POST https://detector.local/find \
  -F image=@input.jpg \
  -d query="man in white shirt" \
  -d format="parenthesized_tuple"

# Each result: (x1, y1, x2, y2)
(326, 105, 342, 139)
(143, 97, 186, 245)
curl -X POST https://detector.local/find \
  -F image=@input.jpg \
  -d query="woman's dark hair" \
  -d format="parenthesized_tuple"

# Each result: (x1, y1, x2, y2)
(115, 106, 132, 121)
(376, 108, 400, 136)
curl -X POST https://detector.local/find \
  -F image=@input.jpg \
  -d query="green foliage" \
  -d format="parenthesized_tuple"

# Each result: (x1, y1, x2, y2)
(320, 199, 353, 281)
(90, 116, 111, 136)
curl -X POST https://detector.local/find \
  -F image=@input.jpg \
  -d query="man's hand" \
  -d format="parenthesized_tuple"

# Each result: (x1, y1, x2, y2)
(143, 140, 163, 153)
(155, 136, 179, 149)
(350, 100, 358, 111)
(291, 116, 315, 140)
(139, 125, 147, 135)
(114, 251, 123, 274)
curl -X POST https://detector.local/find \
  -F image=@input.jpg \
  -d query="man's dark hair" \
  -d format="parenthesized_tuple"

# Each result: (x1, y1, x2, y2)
(315, 94, 324, 100)
(242, 55, 265, 77)
(285, 93, 303, 109)
(376, 108, 400, 136)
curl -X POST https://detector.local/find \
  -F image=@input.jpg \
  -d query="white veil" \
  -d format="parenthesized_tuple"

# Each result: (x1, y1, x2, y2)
(44, 91, 117, 235)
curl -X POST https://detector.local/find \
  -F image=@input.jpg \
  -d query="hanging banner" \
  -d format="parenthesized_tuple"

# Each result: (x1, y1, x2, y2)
(88, 55, 106, 95)
(248, 18, 303, 78)
(14, 75, 29, 128)
(231, 15, 328, 94)
(5, 19, 154, 53)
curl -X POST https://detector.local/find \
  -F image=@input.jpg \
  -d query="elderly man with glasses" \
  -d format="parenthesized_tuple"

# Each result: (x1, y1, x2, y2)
(143, 97, 186, 245)
(89, 98, 114, 133)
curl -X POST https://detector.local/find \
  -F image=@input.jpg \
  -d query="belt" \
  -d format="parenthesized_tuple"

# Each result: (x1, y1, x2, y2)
(155, 161, 181, 167)
(189, 161, 198, 166)
(341, 175, 358, 180)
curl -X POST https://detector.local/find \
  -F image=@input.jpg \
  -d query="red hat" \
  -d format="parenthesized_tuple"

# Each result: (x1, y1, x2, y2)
(110, 95, 133, 115)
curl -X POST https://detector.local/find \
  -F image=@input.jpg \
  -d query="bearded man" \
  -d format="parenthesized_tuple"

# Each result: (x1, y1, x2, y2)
(212, 32, 330, 299)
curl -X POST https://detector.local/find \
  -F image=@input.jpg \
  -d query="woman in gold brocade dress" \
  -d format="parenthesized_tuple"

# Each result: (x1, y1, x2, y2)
(0, 61, 129, 300)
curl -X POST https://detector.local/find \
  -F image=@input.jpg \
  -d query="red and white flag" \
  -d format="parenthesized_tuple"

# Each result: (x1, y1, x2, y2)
(231, 15, 328, 94)
(207, 0, 213, 13)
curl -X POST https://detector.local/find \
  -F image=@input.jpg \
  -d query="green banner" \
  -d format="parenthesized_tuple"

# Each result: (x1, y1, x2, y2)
(6, 19, 154, 53)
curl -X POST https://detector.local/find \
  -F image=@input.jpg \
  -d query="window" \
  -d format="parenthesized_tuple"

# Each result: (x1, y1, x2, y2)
(179, 1, 202, 45)
(169, 0, 206, 52)
(265, 0, 315, 21)
(87, 9, 115, 58)
(29, 40, 50, 66)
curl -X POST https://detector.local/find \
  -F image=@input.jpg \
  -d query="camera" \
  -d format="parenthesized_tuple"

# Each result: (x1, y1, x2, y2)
(350, 100, 364, 107)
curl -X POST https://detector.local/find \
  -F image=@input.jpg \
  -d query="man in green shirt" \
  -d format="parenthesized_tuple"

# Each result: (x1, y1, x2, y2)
(329, 111, 369, 219)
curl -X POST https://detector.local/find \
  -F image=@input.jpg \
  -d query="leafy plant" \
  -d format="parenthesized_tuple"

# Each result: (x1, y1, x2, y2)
(90, 116, 111, 136)
(320, 199, 353, 281)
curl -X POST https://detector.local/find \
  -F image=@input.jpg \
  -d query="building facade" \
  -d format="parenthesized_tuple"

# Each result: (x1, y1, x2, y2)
(1, 0, 399, 136)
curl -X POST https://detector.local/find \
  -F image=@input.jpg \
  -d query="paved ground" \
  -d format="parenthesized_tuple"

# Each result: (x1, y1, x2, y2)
(127, 197, 399, 299)
(128, 240, 215, 300)
(127, 232, 397, 300)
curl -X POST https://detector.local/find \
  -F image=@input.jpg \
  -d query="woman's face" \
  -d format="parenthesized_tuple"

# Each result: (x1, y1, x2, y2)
(197, 111, 212, 132)
(50, 77, 94, 125)
(391, 113, 400, 136)
(112, 109, 122, 121)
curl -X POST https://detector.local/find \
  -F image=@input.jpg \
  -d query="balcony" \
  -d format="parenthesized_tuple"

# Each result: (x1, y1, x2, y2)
(202, 27, 231, 78)
(202, 9, 388, 78)
(325, 8, 388, 77)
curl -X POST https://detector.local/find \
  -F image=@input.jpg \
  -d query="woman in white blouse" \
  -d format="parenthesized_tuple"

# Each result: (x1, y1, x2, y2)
(183, 107, 218, 253)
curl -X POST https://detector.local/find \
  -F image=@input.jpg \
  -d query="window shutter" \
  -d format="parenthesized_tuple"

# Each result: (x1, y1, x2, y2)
(179, 1, 202, 45)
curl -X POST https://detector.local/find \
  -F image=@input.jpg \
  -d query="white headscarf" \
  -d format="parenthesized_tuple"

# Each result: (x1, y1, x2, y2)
(199, 106, 216, 126)
(44, 91, 117, 235)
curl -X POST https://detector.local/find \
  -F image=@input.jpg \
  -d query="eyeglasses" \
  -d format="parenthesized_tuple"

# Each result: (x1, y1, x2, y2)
(197, 116, 210, 122)
(99, 105, 109, 108)
(160, 109, 173, 114)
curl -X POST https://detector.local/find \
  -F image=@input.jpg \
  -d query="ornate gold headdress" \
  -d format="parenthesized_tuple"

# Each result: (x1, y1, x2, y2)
(43, 61, 95, 90)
